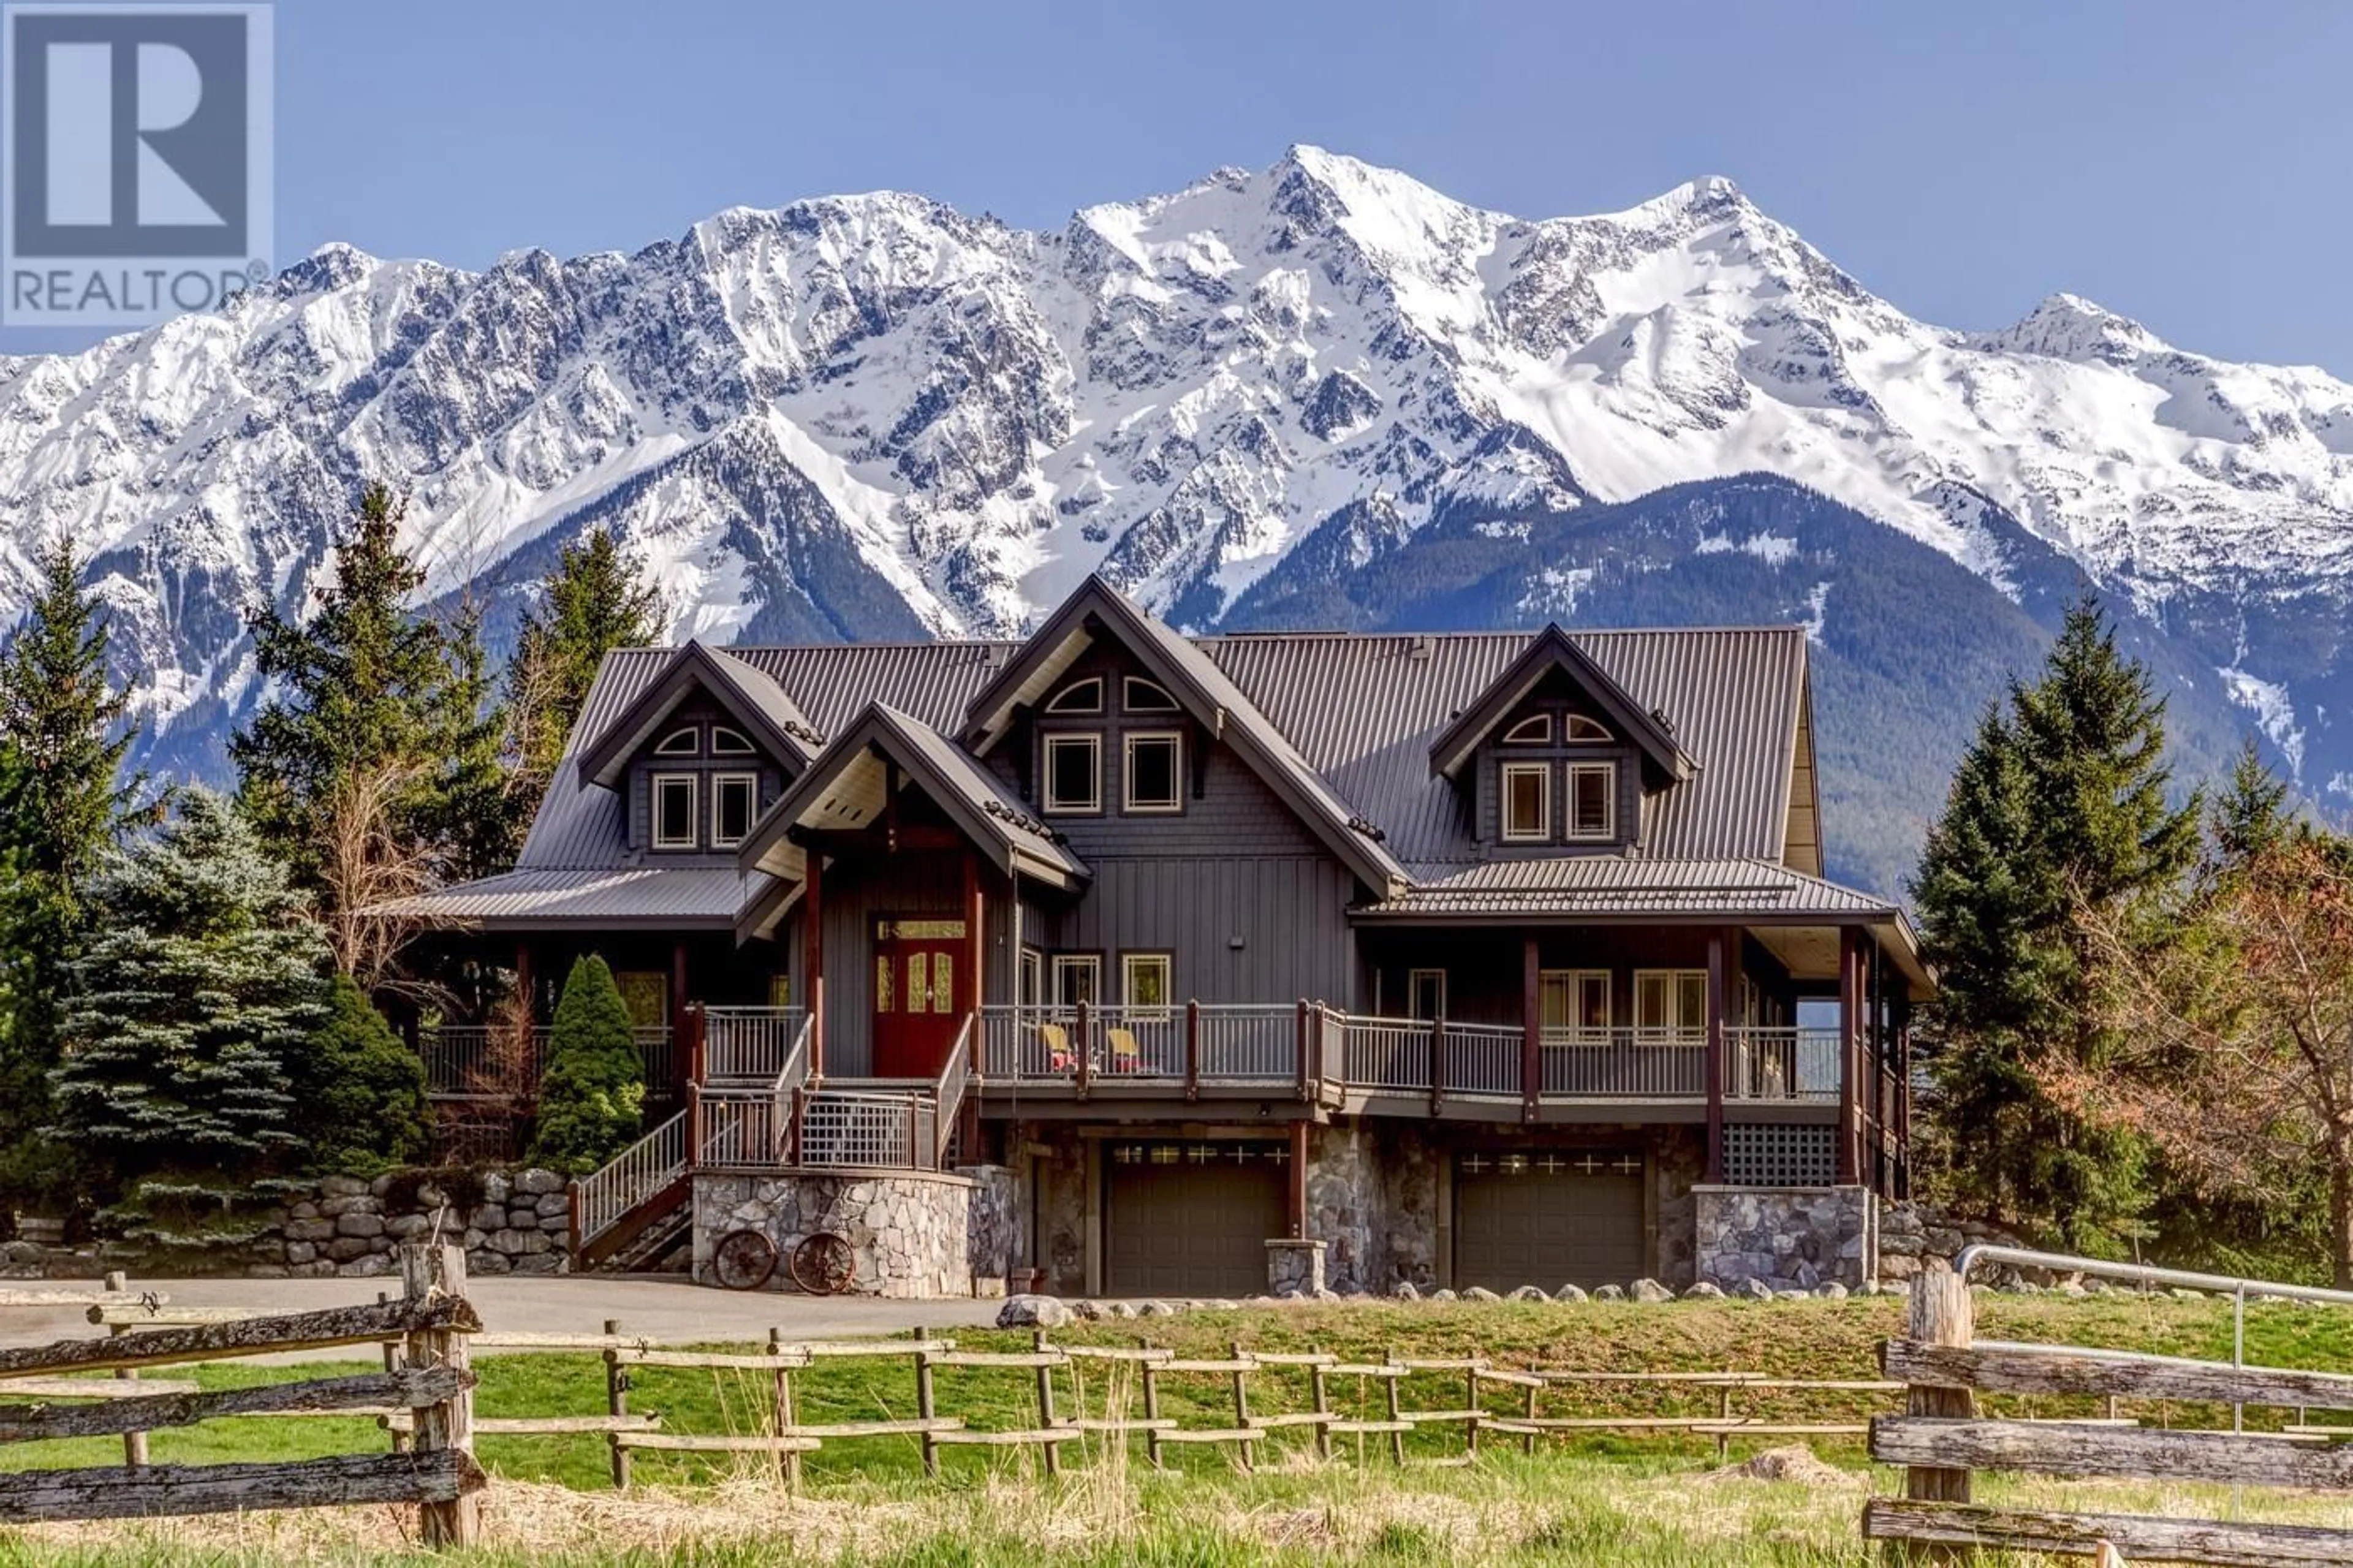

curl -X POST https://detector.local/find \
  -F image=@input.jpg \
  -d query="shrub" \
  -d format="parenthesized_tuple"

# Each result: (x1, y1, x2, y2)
(293, 975, 429, 1175)
(527, 955, 645, 1175)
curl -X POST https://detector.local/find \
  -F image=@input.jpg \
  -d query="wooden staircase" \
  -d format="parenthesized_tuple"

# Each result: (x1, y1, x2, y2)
(568, 1110, 691, 1272)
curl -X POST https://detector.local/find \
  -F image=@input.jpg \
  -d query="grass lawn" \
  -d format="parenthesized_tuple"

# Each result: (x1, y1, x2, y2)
(6, 1291, 2353, 1563)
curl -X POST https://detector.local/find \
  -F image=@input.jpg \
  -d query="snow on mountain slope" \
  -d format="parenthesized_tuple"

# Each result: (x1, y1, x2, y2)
(2, 144, 2350, 792)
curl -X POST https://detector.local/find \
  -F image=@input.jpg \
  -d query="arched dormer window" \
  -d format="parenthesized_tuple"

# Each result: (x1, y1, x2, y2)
(1123, 676, 1180, 714)
(1565, 715, 1613, 743)
(1044, 676, 1104, 714)
(710, 725, 756, 756)
(654, 726, 699, 756)
(1501, 715, 1552, 745)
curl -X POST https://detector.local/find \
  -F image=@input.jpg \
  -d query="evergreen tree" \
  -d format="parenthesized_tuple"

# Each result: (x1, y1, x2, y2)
(419, 599, 525, 885)
(232, 483, 449, 895)
(506, 528, 662, 806)
(50, 790, 330, 1257)
(1911, 594, 2199, 1250)
(0, 537, 138, 1210)
(2210, 739, 2295, 868)
(527, 955, 645, 1175)
(291, 975, 429, 1176)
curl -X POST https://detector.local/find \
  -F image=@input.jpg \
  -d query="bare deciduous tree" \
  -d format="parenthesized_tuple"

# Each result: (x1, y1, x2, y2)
(2063, 839, 2353, 1285)
(317, 757, 441, 994)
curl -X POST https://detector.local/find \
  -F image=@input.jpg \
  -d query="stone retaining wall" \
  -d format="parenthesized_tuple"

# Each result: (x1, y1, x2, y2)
(693, 1168, 974, 1298)
(1692, 1184, 1875, 1293)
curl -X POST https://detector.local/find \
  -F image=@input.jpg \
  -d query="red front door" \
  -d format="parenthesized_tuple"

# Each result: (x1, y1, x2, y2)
(873, 918, 966, 1078)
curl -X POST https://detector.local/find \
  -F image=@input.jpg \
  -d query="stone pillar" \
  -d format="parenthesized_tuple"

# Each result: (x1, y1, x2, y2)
(1691, 1183, 1877, 1293)
(1265, 1238, 1327, 1298)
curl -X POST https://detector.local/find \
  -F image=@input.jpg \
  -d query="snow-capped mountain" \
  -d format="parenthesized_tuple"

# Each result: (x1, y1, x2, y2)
(3, 145, 2349, 885)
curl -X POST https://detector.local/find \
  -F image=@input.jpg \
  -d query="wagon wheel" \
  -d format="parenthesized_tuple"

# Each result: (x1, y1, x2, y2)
(711, 1228, 778, 1291)
(790, 1231, 857, 1296)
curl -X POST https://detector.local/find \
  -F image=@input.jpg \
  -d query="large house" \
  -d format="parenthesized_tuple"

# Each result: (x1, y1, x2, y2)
(388, 577, 1926, 1298)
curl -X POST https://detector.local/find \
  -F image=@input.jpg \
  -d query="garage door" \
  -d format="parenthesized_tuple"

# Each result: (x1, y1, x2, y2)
(1105, 1139, 1287, 1297)
(1453, 1149, 1646, 1292)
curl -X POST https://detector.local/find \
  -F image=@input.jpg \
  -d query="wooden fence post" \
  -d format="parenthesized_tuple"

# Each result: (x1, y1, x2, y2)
(604, 1319, 631, 1490)
(770, 1327, 803, 1489)
(400, 1243, 479, 1548)
(912, 1325, 938, 1480)
(1140, 1338, 1165, 1471)
(1384, 1344, 1406, 1465)
(1311, 1358, 1333, 1463)
(1229, 1339, 1254, 1475)
(103, 1272, 145, 1469)
(380, 1292, 411, 1455)
(1033, 1328, 1060, 1477)
(1900, 1260, 1975, 1564)
(1464, 1362, 1481, 1456)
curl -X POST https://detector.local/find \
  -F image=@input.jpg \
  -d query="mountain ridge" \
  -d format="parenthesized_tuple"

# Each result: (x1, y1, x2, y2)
(1, 144, 2347, 890)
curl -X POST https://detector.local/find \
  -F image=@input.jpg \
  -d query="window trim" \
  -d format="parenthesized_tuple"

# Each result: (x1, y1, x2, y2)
(1123, 676, 1180, 714)
(651, 772, 699, 849)
(710, 771, 759, 849)
(1044, 676, 1105, 715)
(1121, 730, 1184, 814)
(1019, 947, 1045, 1007)
(1500, 714, 1552, 745)
(1539, 968, 1613, 1033)
(710, 725, 756, 756)
(1050, 952, 1103, 1009)
(1408, 967, 1447, 1021)
(1634, 968, 1709, 1035)
(1500, 760, 1553, 843)
(1565, 760, 1615, 841)
(1121, 951, 1173, 1018)
(654, 725, 699, 756)
(1042, 732, 1103, 815)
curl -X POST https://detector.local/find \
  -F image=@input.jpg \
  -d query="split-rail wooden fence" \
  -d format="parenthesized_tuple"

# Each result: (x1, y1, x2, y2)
(0, 1244, 483, 1546)
(1865, 1260, 2353, 1566)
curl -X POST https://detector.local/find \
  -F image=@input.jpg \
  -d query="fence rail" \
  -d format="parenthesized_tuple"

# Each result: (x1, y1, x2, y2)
(1864, 1254, 2353, 1567)
(0, 1245, 481, 1545)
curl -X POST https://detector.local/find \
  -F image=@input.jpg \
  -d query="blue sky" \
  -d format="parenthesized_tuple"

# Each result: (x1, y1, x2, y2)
(11, 0, 2347, 372)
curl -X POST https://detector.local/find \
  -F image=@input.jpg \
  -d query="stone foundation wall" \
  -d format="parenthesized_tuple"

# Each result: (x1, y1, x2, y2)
(1693, 1184, 1876, 1293)
(693, 1168, 974, 1298)
(4, 1167, 572, 1280)
(1650, 1127, 1707, 1288)
(961, 1164, 1023, 1288)
(1266, 1238, 1326, 1295)
(1028, 1126, 1088, 1296)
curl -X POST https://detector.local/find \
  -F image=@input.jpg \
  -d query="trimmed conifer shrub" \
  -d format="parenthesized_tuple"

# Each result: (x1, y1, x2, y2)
(295, 974, 429, 1175)
(527, 955, 646, 1175)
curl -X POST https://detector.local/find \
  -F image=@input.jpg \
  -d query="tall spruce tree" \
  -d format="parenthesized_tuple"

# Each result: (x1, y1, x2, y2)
(505, 528, 662, 808)
(2210, 738, 2295, 868)
(50, 790, 330, 1256)
(1911, 594, 2199, 1250)
(421, 598, 525, 884)
(0, 538, 138, 1209)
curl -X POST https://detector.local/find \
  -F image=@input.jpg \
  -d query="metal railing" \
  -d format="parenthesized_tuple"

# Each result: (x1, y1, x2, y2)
(571, 1107, 689, 1251)
(698, 1087, 795, 1166)
(703, 1006, 808, 1082)
(1337, 1013, 1431, 1093)
(1721, 1026, 1842, 1102)
(798, 1089, 942, 1171)
(1196, 1004, 1297, 1081)
(420, 1024, 674, 1101)
(932, 1014, 975, 1165)
(1541, 1028, 1707, 1099)
(1439, 1021, 1525, 1100)
(976, 1004, 1298, 1085)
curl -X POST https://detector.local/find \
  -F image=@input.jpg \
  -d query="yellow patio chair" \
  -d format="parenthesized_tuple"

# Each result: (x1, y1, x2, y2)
(1037, 1021, 1074, 1074)
(1107, 1026, 1144, 1074)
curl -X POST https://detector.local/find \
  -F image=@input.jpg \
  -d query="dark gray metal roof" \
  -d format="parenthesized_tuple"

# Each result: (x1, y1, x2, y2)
(1352, 857, 1893, 919)
(371, 867, 770, 929)
(453, 601, 1822, 928)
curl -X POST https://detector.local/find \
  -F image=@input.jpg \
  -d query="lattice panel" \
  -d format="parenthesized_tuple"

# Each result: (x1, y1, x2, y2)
(1722, 1123, 1835, 1187)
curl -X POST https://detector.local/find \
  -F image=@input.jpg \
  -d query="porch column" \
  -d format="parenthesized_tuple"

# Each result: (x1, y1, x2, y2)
(1520, 936, 1541, 1123)
(1287, 1120, 1309, 1240)
(961, 852, 985, 1158)
(513, 942, 533, 1021)
(1704, 929, 1727, 1184)
(803, 849, 825, 1079)
(669, 939, 691, 1105)
(1836, 927, 1863, 1185)
(1895, 993, 1914, 1201)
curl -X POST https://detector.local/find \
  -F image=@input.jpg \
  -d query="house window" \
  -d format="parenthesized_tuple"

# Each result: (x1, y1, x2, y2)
(711, 725, 756, 755)
(654, 726, 699, 756)
(1051, 953, 1101, 1008)
(1124, 676, 1180, 713)
(1501, 762, 1552, 843)
(1043, 733, 1102, 814)
(1123, 732, 1182, 813)
(1566, 762, 1615, 840)
(614, 971, 668, 1031)
(1566, 715, 1613, 742)
(768, 974, 791, 1009)
(652, 774, 697, 849)
(1122, 953, 1172, 1016)
(1020, 949, 1044, 1007)
(1501, 714, 1552, 745)
(711, 773, 758, 847)
(1635, 969, 1708, 1036)
(1540, 969, 1612, 1032)
(1408, 968, 1447, 1021)
(1045, 676, 1104, 714)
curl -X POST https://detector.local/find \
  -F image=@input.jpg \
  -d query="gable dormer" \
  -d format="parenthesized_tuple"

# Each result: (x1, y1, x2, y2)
(574, 642, 820, 858)
(1428, 625, 1696, 855)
